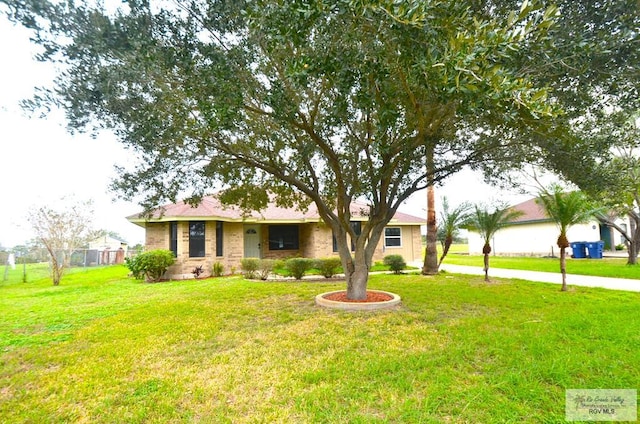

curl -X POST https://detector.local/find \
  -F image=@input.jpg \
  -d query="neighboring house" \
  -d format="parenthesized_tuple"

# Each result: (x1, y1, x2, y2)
(89, 234, 128, 265)
(467, 198, 629, 257)
(127, 196, 425, 279)
(71, 234, 128, 266)
(88, 234, 128, 252)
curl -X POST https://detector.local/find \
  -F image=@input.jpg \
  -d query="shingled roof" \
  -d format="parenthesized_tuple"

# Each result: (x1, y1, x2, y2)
(506, 197, 552, 225)
(127, 195, 425, 227)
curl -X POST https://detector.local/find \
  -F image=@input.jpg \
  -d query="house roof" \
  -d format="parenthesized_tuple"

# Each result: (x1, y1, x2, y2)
(127, 195, 425, 227)
(506, 197, 552, 225)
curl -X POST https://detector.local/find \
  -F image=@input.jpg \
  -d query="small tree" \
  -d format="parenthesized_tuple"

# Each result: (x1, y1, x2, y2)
(437, 197, 472, 266)
(465, 205, 523, 282)
(536, 185, 598, 291)
(27, 199, 97, 286)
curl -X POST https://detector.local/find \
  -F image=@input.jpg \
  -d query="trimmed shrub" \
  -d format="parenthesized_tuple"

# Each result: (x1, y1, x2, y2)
(126, 249, 175, 282)
(284, 257, 314, 280)
(241, 258, 260, 279)
(212, 261, 225, 277)
(383, 254, 406, 274)
(314, 257, 342, 278)
(257, 259, 275, 280)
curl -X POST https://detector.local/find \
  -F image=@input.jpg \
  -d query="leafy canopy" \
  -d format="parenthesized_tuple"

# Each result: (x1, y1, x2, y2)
(3, 0, 559, 216)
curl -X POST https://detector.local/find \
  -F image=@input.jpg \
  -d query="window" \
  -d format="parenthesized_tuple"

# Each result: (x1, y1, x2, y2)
(269, 225, 299, 250)
(189, 221, 206, 257)
(333, 221, 362, 252)
(169, 222, 178, 257)
(216, 221, 224, 257)
(384, 227, 402, 247)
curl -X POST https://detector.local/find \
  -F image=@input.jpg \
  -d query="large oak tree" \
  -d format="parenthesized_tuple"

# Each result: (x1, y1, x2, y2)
(3, 0, 560, 299)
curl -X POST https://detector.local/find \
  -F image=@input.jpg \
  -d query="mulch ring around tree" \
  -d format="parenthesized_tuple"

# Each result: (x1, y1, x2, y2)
(322, 290, 394, 303)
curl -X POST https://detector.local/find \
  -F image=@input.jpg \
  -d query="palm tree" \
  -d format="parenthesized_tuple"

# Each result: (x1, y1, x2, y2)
(536, 185, 598, 291)
(465, 204, 523, 282)
(437, 197, 471, 266)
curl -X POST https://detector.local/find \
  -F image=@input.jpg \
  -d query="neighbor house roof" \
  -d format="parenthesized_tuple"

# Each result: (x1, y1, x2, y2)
(127, 195, 425, 227)
(506, 197, 552, 225)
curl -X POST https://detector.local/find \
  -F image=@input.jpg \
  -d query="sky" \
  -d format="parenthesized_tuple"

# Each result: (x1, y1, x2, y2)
(0, 13, 532, 250)
(0, 16, 145, 248)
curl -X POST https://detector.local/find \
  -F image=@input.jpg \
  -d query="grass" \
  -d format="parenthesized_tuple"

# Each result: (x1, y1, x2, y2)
(443, 253, 640, 280)
(1, 265, 639, 423)
(435, 244, 640, 280)
(1, 262, 92, 284)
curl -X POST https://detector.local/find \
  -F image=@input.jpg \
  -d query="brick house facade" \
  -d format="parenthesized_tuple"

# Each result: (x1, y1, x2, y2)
(128, 196, 424, 279)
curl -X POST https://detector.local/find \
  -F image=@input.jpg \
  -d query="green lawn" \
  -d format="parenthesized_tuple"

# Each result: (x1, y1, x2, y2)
(1, 266, 638, 423)
(443, 253, 640, 280)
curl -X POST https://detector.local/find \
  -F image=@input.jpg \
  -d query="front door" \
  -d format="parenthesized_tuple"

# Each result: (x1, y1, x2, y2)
(243, 225, 261, 258)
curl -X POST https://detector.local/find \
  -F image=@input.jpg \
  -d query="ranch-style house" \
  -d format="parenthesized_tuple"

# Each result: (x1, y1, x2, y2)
(127, 196, 425, 279)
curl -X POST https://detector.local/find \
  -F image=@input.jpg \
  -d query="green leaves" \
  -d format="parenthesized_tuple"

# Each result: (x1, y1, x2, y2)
(536, 185, 600, 240)
(465, 204, 524, 245)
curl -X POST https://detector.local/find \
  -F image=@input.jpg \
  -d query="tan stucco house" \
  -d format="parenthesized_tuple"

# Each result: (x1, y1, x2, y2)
(127, 196, 425, 279)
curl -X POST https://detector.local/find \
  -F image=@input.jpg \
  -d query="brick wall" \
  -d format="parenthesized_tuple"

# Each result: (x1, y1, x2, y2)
(145, 221, 422, 279)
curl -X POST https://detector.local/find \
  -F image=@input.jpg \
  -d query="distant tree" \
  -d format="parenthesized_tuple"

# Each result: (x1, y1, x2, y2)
(465, 205, 523, 282)
(437, 197, 472, 266)
(129, 243, 144, 253)
(25, 238, 49, 263)
(536, 185, 600, 291)
(27, 199, 98, 285)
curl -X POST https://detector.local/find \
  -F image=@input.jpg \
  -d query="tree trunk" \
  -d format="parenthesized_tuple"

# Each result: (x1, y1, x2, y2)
(628, 215, 639, 265)
(333, 216, 385, 301)
(44, 243, 62, 286)
(482, 242, 491, 282)
(439, 235, 453, 266)
(628, 241, 638, 265)
(560, 246, 567, 291)
(483, 252, 490, 282)
(423, 184, 439, 275)
(600, 213, 637, 265)
(346, 261, 369, 300)
(423, 142, 439, 275)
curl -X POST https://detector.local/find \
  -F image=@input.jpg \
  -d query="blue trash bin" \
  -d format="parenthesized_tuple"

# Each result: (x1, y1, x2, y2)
(586, 241, 604, 259)
(570, 242, 587, 258)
